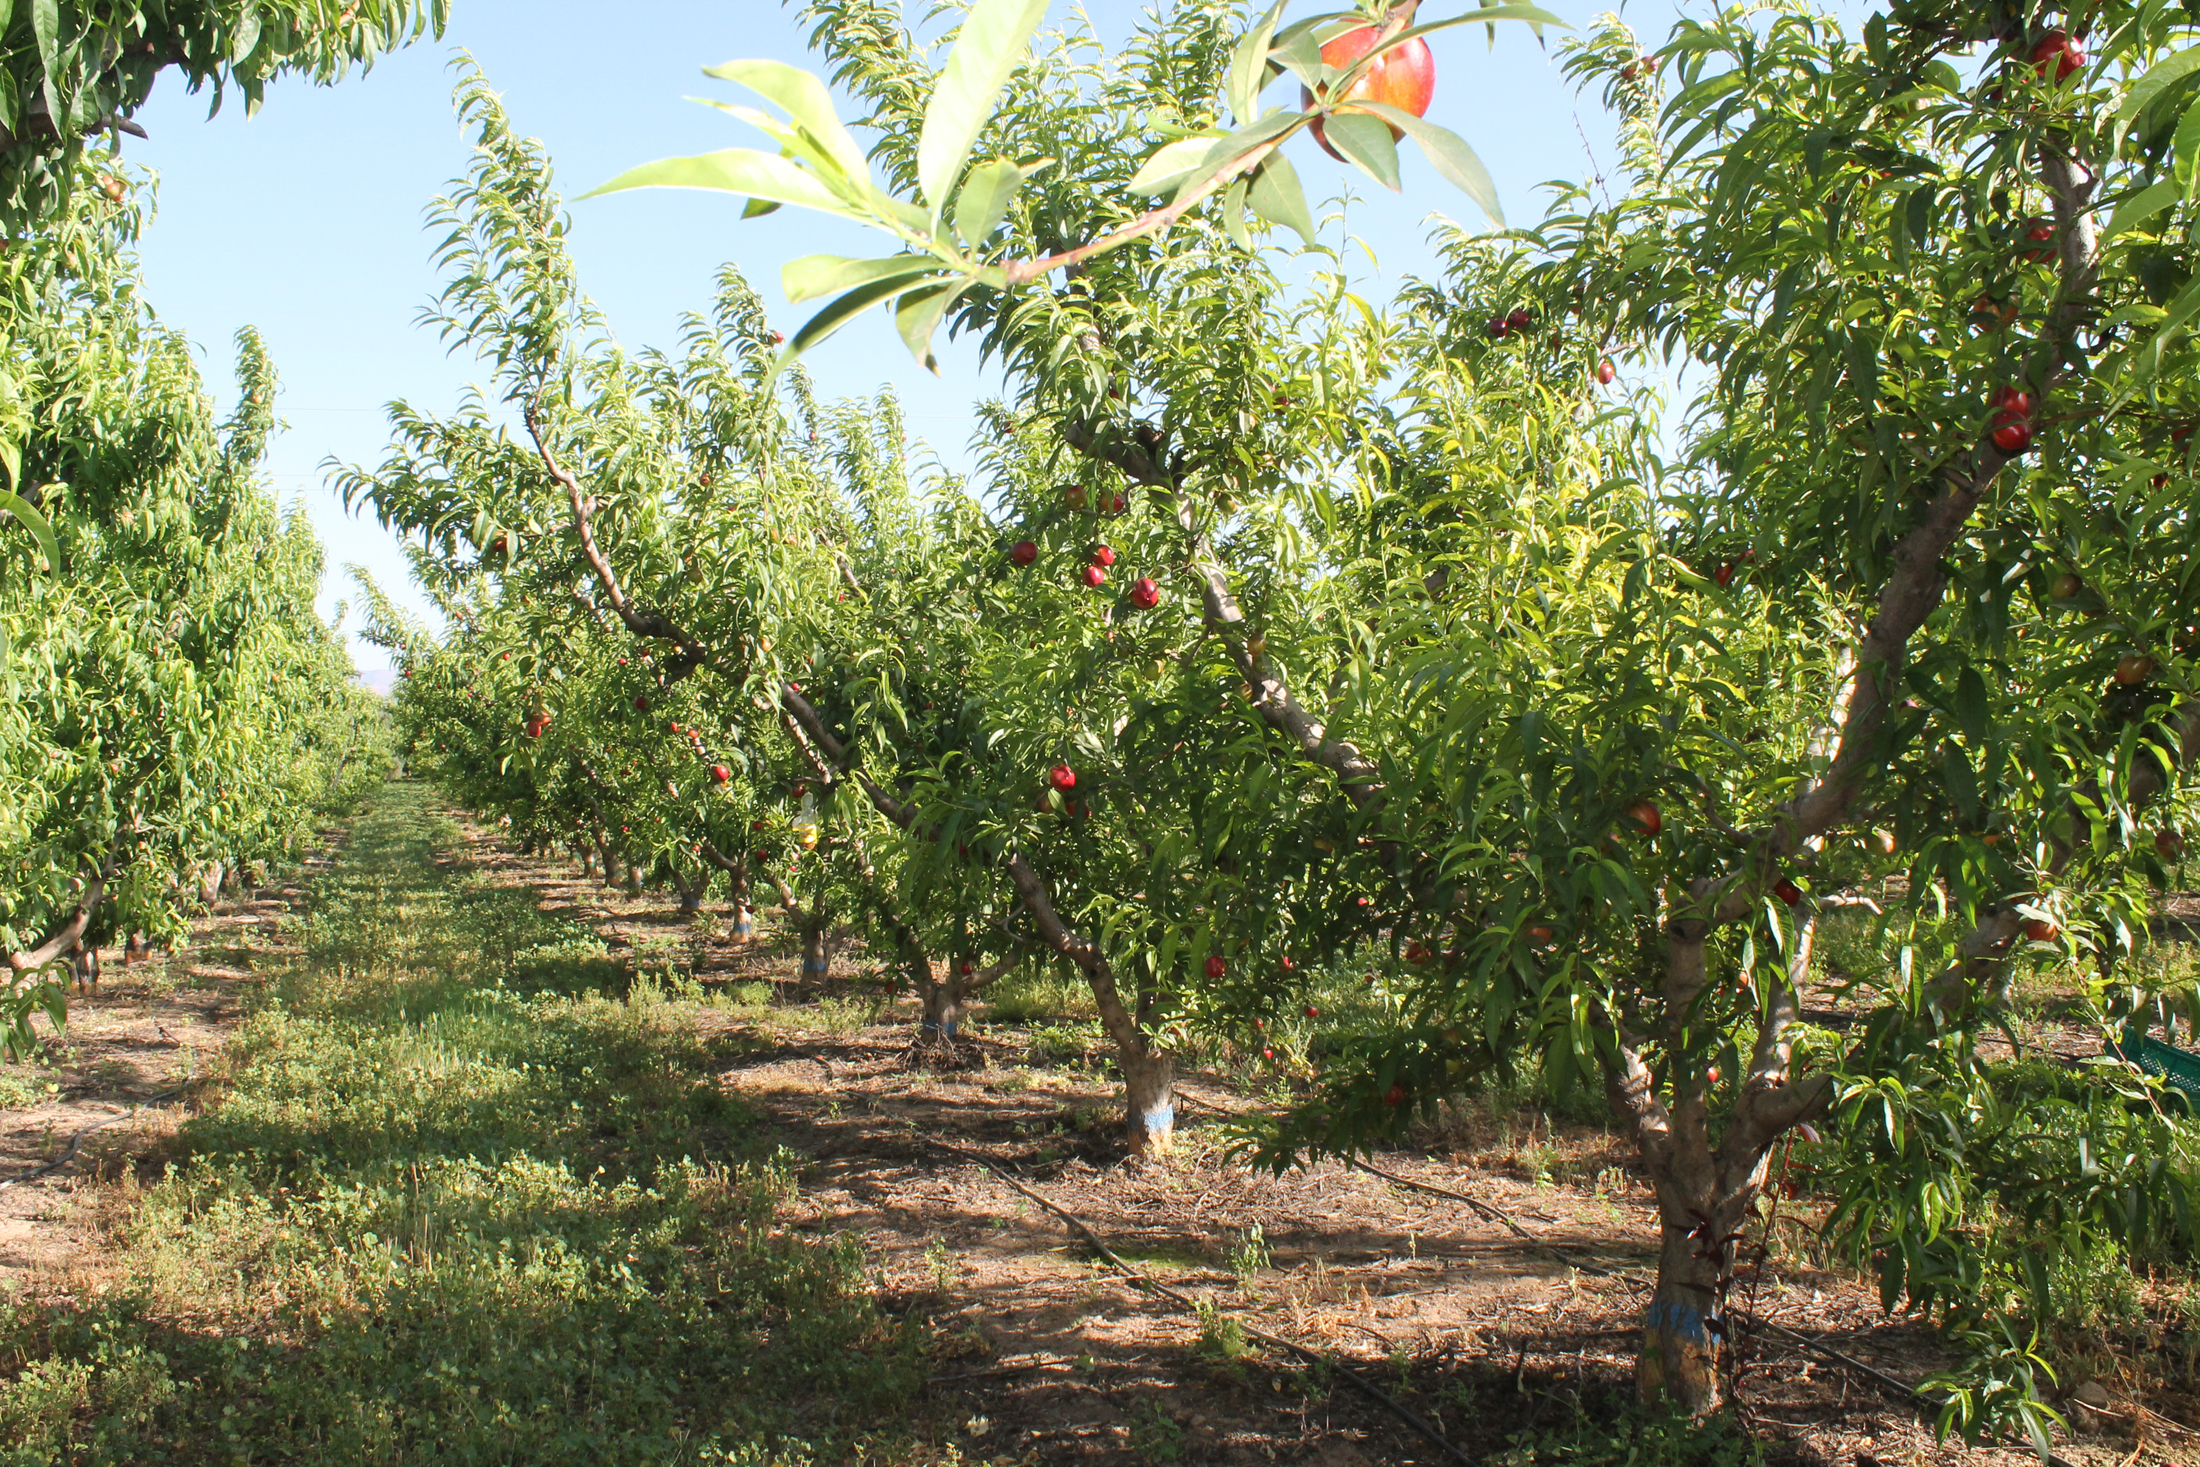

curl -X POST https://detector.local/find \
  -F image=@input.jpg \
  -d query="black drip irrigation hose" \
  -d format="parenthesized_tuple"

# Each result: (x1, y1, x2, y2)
(0, 1086, 187, 1190)
(928, 1138, 1475, 1467)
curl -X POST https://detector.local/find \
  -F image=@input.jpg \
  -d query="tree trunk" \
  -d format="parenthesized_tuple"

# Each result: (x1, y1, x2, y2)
(800, 922, 830, 982)
(1121, 1046, 1176, 1157)
(1637, 1199, 1729, 1413)
(197, 861, 224, 906)
(918, 974, 968, 1043)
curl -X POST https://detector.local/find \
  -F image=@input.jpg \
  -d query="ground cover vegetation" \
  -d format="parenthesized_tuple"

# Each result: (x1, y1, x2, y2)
(1, 0, 2192, 1454)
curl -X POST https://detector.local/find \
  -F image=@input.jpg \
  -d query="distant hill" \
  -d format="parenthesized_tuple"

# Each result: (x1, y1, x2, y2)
(356, 669, 398, 697)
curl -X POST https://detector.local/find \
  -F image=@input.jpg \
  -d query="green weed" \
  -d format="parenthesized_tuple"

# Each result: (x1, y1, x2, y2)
(0, 783, 926, 1466)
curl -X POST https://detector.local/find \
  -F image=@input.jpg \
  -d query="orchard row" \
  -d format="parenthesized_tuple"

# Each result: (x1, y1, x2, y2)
(349, 0, 2200, 1424)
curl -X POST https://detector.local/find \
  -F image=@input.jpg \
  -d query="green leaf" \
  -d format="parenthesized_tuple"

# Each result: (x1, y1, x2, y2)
(1319, 111, 1401, 192)
(916, 0, 1049, 226)
(1355, 101, 1501, 224)
(1126, 132, 1225, 196)
(702, 59, 870, 180)
(0, 489, 60, 576)
(1244, 151, 1315, 244)
(783, 252, 949, 305)
(1954, 666, 1989, 745)
(28, 0, 58, 121)
(952, 157, 1030, 246)
(2108, 179, 2180, 238)
(2178, 95, 2200, 200)
(1220, 174, 1252, 251)
(231, 7, 261, 63)
(894, 278, 973, 372)
(2120, 44, 2200, 121)
(582, 147, 859, 219)
(788, 270, 953, 358)
(1227, 0, 1288, 125)
(1380, 4, 1569, 54)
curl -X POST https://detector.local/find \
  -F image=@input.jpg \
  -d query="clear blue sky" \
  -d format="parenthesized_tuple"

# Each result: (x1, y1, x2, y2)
(124, 0, 1653, 673)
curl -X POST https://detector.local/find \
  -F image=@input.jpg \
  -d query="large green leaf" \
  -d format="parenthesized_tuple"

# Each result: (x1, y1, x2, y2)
(787, 270, 953, 358)
(1244, 152, 1315, 243)
(1166, 110, 1302, 205)
(952, 157, 1034, 246)
(2106, 179, 2180, 238)
(703, 59, 869, 180)
(28, 0, 58, 122)
(1126, 132, 1226, 195)
(916, 0, 1049, 226)
(1227, 0, 1288, 125)
(1320, 111, 1401, 192)
(0, 488, 60, 576)
(1356, 101, 1502, 223)
(783, 253, 950, 305)
(894, 278, 974, 372)
(581, 147, 859, 219)
(2119, 44, 2200, 121)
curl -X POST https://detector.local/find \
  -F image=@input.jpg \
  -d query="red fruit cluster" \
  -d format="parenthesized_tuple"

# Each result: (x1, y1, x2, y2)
(2029, 28, 2085, 81)
(1773, 877, 1803, 907)
(1129, 576, 1160, 610)
(1049, 763, 1077, 792)
(1990, 385, 2037, 454)
(632, 694, 650, 713)
(1010, 539, 1038, 567)
(1596, 359, 1617, 385)
(1093, 544, 1116, 568)
(1486, 306, 1532, 340)
(524, 717, 547, 738)
(2019, 218, 2057, 264)
(1082, 563, 1107, 588)
(1205, 954, 1226, 978)
(710, 764, 731, 784)
(1624, 799, 1662, 836)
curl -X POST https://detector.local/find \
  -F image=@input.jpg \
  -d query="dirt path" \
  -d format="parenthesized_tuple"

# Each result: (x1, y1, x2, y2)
(447, 829, 2149, 1466)
(0, 836, 344, 1287)
(6, 804, 2178, 1464)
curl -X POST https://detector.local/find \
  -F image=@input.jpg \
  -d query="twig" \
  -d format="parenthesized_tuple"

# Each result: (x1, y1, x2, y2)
(929, 1140, 1473, 1467)
(0, 1086, 187, 1189)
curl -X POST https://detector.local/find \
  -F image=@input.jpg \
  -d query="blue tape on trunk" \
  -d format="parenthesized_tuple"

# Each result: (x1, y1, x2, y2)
(1644, 1298, 1712, 1344)
(1140, 1104, 1174, 1132)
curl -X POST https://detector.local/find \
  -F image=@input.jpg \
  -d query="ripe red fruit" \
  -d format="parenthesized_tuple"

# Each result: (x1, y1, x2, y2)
(500, 650, 511, 661)
(1486, 315, 1511, 340)
(710, 764, 731, 784)
(2156, 829, 2186, 860)
(1010, 539, 1038, 567)
(1205, 954, 1226, 978)
(1506, 307, 1531, 333)
(2023, 917, 2059, 942)
(2020, 219, 2056, 262)
(1383, 1083, 1407, 1106)
(1300, 25, 1436, 162)
(753, 849, 769, 863)
(1596, 359, 1616, 385)
(1624, 799, 1662, 836)
(958, 960, 974, 976)
(1049, 763, 1077, 792)
(1991, 418, 2034, 453)
(1991, 386, 2035, 420)
(2115, 653, 2156, 686)
(1303, 1005, 1319, 1019)
(1093, 544, 1116, 568)
(1403, 941, 1430, 965)
(1714, 563, 1735, 588)
(1083, 563, 1107, 588)
(1064, 484, 1089, 510)
(1706, 1066, 1722, 1085)
(633, 695, 650, 712)
(1773, 877, 1803, 907)
(1262, 1047, 1276, 1061)
(1527, 925, 1554, 942)
(2029, 29, 2084, 81)
(1129, 576, 1160, 610)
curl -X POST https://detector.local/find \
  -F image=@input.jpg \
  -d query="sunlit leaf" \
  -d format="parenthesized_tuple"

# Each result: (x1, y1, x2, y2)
(1244, 151, 1315, 244)
(1227, 0, 1288, 125)
(703, 59, 870, 180)
(783, 252, 949, 305)
(952, 157, 1035, 245)
(0, 488, 59, 576)
(581, 147, 859, 219)
(1355, 101, 1501, 223)
(1319, 111, 1400, 192)
(916, 0, 1049, 225)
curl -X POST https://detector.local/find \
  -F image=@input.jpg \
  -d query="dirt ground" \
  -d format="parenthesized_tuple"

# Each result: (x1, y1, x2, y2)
(0, 834, 348, 1285)
(5, 810, 2193, 1466)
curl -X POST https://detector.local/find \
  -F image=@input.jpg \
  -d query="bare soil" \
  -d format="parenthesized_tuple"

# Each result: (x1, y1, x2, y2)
(9, 810, 2193, 1465)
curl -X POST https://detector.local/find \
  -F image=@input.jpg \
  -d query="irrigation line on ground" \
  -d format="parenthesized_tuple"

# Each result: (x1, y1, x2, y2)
(0, 1086, 186, 1190)
(927, 1139, 1474, 1467)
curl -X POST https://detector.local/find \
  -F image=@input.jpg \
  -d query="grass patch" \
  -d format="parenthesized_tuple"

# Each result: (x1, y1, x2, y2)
(0, 782, 927, 1465)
